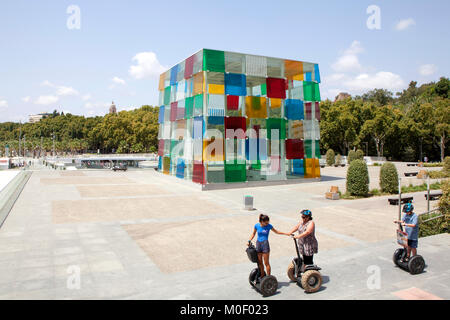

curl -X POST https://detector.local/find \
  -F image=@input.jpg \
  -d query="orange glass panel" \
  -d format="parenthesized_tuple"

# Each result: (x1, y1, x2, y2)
(193, 72, 204, 95)
(203, 139, 225, 162)
(285, 60, 304, 81)
(291, 120, 304, 139)
(270, 98, 282, 109)
(159, 73, 165, 91)
(245, 96, 267, 119)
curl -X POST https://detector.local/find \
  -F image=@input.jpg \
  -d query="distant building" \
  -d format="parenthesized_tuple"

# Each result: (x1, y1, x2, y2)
(29, 113, 52, 123)
(334, 92, 351, 102)
(109, 101, 117, 114)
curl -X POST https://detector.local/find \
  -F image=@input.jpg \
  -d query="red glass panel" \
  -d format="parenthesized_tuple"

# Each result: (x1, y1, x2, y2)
(158, 140, 164, 156)
(170, 102, 177, 121)
(225, 117, 246, 139)
(285, 139, 304, 159)
(184, 54, 194, 79)
(226, 95, 239, 110)
(192, 161, 206, 184)
(266, 77, 286, 99)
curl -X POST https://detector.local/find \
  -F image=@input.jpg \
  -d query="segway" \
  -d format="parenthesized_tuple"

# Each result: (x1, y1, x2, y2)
(246, 241, 278, 297)
(393, 223, 425, 275)
(287, 236, 322, 293)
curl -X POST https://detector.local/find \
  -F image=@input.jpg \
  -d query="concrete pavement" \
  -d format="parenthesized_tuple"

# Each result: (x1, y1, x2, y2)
(0, 165, 448, 300)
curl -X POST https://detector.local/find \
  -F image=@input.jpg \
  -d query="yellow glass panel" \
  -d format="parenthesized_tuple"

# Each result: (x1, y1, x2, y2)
(314, 158, 320, 178)
(209, 84, 225, 95)
(245, 96, 267, 119)
(203, 139, 224, 162)
(304, 158, 314, 178)
(285, 60, 303, 81)
(193, 72, 204, 95)
(159, 73, 165, 91)
(270, 98, 282, 109)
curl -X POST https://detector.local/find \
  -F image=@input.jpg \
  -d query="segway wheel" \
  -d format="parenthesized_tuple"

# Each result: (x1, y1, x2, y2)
(260, 275, 278, 297)
(287, 262, 297, 282)
(301, 270, 322, 293)
(408, 255, 425, 275)
(393, 248, 405, 267)
(249, 268, 259, 287)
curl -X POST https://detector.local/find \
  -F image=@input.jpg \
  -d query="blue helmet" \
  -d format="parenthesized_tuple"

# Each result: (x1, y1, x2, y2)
(403, 203, 414, 213)
(301, 209, 312, 217)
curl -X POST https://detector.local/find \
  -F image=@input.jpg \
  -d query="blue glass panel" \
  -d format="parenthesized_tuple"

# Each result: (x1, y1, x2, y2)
(225, 73, 247, 96)
(285, 99, 304, 120)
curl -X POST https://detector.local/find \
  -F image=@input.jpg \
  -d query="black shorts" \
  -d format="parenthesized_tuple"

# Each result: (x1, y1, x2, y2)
(256, 240, 270, 253)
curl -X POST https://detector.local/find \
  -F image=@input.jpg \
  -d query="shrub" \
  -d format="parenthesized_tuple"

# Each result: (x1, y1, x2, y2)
(326, 149, 335, 166)
(346, 159, 369, 196)
(380, 162, 399, 194)
(427, 170, 450, 179)
(444, 156, 450, 173)
(335, 154, 342, 166)
(348, 150, 358, 164)
(356, 149, 364, 160)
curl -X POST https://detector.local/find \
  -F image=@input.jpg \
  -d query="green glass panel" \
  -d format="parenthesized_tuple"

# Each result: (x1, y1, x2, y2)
(314, 83, 321, 101)
(266, 118, 286, 140)
(225, 163, 246, 182)
(185, 97, 194, 119)
(261, 83, 267, 96)
(304, 140, 312, 158)
(207, 164, 225, 183)
(203, 49, 225, 73)
(164, 86, 171, 105)
(315, 140, 321, 158)
(194, 94, 204, 116)
(170, 140, 184, 158)
(303, 81, 321, 102)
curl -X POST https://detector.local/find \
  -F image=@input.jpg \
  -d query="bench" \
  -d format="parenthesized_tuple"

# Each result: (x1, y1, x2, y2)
(404, 172, 418, 177)
(424, 192, 443, 201)
(325, 186, 340, 200)
(407, 163, 418, 167)
(388, 196, 413, 205)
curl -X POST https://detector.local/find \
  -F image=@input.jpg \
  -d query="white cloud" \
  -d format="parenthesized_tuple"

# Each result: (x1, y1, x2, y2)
(129, 52, 166, 79)
(81, 94, 91, 101)
(418, 64, 437, 76)
(0, 99, 8, 108)
(112, 76, 126, 85)
(324, 41, 406, 97)
(395, 18, 416, 31)
(42, 80, 79, 96)
(331, 41, 364, 73)
(343, 72, 405, 91)
(84, 102, 110, 109)
(34, 95, 59, 105)
(22, 96, 31, 103)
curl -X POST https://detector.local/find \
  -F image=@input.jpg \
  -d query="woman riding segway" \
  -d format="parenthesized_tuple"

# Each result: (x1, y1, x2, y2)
(286, 209, 322, 293)
(248, 214, 289, 278)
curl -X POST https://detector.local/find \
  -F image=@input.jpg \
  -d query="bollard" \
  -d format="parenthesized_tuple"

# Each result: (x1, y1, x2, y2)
(244, 195, 254, 210)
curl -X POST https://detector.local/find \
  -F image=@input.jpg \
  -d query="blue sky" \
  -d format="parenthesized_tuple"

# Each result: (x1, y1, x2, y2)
(0, 0, 448, 122)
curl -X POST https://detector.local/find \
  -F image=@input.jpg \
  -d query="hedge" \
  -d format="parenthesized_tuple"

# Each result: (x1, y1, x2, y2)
(346, 159, 369, 196)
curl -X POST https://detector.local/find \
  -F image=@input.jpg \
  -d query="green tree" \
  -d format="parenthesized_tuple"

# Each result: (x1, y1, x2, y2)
(380, 162, 399, 194)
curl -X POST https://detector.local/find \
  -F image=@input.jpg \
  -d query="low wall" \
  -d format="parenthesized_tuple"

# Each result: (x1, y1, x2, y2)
(0, 171, 32, 228)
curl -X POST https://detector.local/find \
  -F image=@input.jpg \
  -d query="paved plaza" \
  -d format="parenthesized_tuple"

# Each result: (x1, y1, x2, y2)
(0, 164, 448, 300)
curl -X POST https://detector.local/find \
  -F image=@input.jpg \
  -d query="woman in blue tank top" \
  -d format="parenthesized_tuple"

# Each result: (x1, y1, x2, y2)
(248, 214, 289, 278)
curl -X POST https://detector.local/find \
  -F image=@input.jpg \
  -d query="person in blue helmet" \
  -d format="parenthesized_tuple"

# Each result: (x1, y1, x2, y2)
(394, 202, 419, 262)
(287, 209, 319, 269)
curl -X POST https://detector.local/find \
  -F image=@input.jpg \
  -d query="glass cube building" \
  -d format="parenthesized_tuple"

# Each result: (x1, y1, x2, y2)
(157, 49, 321, 185)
